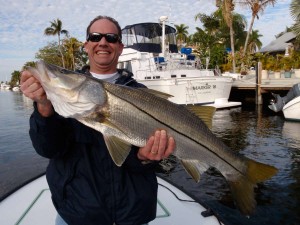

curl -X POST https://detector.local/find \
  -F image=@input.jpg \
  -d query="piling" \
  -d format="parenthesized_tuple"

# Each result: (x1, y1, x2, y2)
(256, 62, 263, 105)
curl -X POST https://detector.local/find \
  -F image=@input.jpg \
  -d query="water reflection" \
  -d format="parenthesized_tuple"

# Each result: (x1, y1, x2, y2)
(160, 106, 300, 225)
(0, 91, 48, 200)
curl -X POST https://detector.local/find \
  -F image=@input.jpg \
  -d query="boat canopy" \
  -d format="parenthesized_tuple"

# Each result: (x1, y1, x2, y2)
(121, 23, 178, 53)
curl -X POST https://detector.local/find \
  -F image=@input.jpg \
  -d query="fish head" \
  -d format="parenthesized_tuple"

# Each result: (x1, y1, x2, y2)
(30, 61, 87, 94)
(28, 60, 107, 118)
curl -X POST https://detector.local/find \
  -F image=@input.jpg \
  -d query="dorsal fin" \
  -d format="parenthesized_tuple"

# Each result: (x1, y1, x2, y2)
(139, 88, 174, 99)
(186, 105, 216, 129)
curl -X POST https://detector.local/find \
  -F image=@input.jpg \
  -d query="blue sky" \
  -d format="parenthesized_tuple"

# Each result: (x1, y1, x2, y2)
(0, 0, 294, 81)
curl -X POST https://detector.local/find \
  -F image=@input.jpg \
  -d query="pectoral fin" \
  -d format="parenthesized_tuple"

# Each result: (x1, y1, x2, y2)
(103, 135, 132, 166)
(181, 159, 208, 183)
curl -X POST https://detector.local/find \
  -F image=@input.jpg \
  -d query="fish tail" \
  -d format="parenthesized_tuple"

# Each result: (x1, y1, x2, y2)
(228, 158, 278, 215)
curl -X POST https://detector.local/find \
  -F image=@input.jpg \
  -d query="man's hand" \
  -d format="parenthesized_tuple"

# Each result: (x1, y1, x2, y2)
(20, 70, 54, 117)
(137, 130, 175, 161)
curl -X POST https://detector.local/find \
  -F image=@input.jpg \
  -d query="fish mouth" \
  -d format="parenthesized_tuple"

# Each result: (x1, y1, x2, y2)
(37, 61, 87, 91)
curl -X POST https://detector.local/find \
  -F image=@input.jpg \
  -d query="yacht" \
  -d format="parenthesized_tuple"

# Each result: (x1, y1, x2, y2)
(118, 16, 241, 108)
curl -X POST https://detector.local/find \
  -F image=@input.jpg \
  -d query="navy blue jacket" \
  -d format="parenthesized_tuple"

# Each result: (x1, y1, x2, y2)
(29, 69, 158, 225)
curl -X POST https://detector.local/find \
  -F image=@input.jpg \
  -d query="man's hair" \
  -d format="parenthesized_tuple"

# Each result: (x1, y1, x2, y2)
(86, 15, 122, 40)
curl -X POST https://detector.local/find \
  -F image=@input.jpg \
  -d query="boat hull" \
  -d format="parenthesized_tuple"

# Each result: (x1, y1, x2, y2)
(139, 76, 241, 108)
(283, 96, 300, 121)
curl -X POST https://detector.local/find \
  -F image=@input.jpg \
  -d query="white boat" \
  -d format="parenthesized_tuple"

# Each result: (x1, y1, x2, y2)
(118, 16, 241, 109)
(12, 86, 20, 92)
(283, 96, 300, 121)
(0, 83, 10, 90)
(0, 175, 224, 225)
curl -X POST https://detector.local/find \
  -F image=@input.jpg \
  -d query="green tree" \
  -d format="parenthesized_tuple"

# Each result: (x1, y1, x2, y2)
(194, 6, 246, 71)
(23, 61, 36, 69)
(290, 0, 300, 39)
(174, 24, 189, 48)
(10, 70, 21, 87)
(63, 37, 84, 70)
(238, 0, 276, 55)
(44, 18, 69, 68)
(213, 0, 236, 72)
(35, 41, 63, 66)
(35, 40, 87, 70)
(247, 29, 263, 53)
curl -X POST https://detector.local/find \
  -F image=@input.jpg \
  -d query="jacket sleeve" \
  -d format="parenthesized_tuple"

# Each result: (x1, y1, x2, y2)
(29, 102, 74, 159)
(123, 146, 158, 173)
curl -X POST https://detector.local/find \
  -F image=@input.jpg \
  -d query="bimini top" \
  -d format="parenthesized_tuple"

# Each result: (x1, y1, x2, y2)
(121, 22, 178, 53)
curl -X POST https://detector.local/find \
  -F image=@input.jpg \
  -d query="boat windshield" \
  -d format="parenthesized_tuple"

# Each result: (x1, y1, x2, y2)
(121, 23, 178, 53)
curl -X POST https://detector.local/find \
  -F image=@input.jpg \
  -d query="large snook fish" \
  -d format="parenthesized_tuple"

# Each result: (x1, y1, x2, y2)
(28, 61, 277, 215)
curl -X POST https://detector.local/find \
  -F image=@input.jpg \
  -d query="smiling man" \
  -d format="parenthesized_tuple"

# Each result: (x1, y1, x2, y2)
(20, 15, 175, 225)
(84, 17, 124, 74)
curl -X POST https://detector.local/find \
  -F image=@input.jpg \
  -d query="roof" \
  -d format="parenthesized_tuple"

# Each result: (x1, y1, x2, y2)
(259, 32, 296, 53)
(122, 23, 176, 39)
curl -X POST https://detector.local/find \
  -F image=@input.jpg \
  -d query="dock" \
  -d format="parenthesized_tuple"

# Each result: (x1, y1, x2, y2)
(232, 75, 300, 91)
(229, 72, 300, 105)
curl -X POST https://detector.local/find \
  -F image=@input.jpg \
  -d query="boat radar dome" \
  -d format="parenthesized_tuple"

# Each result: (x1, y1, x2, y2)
(159, 16, 168, 22)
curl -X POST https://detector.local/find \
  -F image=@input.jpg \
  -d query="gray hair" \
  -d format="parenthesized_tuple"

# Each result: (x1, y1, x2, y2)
(86, 15, 122, 40)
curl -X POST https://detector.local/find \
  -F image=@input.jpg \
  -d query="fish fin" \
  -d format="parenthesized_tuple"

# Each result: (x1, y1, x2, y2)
(227, 158, 278, 215)
(245, 158, 278, 183)
(181, 159, 208, 182)
(140, 88, 174, 99)
(103, 135, 132, 166)
(185, 105, 216, 129)
(227, 177, 256, 216)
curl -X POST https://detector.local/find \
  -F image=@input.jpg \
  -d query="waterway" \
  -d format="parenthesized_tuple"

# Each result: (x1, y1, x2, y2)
(0, 90, 299, 225)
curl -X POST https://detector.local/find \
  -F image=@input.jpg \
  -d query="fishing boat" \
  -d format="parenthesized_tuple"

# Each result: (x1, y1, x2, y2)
(283, 96, 300, 121)
(0, 174, 224, 225)
(118, 16, 241, 109)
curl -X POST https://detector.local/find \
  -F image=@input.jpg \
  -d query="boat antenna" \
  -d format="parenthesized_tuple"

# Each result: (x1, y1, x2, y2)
(159, 16, 168, 58)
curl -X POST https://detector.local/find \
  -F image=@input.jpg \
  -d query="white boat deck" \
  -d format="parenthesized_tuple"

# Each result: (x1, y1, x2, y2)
(0, 175, 223, 225)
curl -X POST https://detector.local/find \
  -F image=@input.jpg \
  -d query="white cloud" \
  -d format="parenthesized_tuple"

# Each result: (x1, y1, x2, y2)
(0, 0, 294, 81)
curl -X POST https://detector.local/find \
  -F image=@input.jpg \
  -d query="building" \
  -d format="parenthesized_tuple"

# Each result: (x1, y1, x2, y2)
(259, 32, 297, 55)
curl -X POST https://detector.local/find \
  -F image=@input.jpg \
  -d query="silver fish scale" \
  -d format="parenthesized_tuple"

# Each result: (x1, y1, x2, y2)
(103, 82, 245, 173)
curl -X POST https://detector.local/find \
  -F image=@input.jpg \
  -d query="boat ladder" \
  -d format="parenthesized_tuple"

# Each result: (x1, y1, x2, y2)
(186, 80, 198, 104)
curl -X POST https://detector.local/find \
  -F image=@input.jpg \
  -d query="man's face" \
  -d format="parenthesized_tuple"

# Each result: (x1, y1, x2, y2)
(84, 19, 124, 74)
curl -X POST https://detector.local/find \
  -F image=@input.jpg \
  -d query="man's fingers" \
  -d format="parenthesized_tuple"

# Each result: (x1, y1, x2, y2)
(164, 137, 175, 158)
(137, 130, 175, 162)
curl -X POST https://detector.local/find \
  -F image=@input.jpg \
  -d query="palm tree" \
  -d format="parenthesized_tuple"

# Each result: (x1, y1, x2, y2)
(218, 0, 236, 72)
(44, 18, 69, 67)
(290, 0, 300, 39)
(63, 37, 83, 70)
(238, 0, 276, 56)
(194, 7, 246, 70)
(174, 24, 189, 48)
(247, 29, 263, 53)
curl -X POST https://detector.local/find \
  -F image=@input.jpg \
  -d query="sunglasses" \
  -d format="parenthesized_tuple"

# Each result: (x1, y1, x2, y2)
(87, 33, 121, 43)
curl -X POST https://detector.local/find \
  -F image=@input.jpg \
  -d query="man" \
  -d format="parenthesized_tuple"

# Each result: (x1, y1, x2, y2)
(21, 15, 175, 225)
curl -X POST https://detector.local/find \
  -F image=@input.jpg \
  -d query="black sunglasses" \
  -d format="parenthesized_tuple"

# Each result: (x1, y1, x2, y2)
(87, 33, 121, 43)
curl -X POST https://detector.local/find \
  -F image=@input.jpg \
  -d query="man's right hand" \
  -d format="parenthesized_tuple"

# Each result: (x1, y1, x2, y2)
(20, 70, 54, 117)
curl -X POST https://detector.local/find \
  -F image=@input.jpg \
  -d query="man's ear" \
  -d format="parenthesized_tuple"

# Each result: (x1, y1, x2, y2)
(83, 42, 88, 52)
